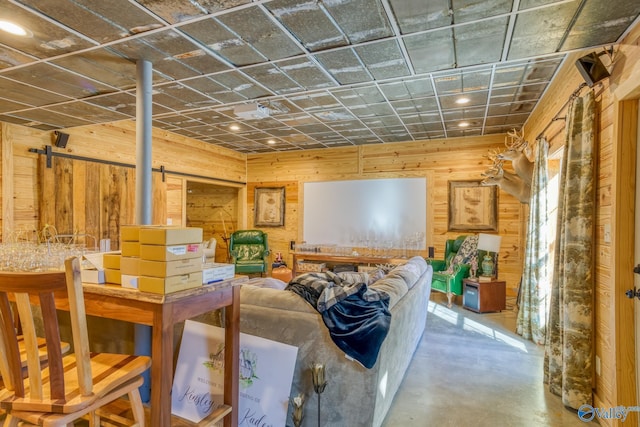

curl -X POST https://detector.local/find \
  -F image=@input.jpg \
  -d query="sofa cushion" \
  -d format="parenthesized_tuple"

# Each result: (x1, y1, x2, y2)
(241, 284, 315, 314)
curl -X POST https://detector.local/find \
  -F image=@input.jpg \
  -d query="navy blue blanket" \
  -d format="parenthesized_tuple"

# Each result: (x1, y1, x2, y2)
(286, 272, 391, 369)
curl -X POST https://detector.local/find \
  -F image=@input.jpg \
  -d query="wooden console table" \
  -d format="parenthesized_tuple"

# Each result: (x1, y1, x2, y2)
(292, 252, 406, 276)
(52, 277, 247, 427)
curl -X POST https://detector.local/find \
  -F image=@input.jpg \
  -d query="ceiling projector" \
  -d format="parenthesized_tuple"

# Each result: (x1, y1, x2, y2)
(233, 103, 270, 119)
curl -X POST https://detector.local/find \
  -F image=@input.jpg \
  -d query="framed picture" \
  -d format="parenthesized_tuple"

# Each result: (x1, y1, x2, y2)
(254, 187, 285, 227)
(448, 180, 498, 232)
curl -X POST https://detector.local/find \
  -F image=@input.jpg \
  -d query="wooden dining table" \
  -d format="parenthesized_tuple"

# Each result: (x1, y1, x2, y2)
(54, 276, 247, 427)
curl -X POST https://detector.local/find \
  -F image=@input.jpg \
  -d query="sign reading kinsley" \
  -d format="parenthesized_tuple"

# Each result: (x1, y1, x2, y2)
(171, 320, 298, 425)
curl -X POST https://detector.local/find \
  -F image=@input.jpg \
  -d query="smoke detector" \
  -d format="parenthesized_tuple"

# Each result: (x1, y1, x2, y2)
(233, 103, 270, 119)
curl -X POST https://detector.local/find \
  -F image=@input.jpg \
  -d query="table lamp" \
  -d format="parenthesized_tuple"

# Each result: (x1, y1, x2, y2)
(477, 233, 502, 278)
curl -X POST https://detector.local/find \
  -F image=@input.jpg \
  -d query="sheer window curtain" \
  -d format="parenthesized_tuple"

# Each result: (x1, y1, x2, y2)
(516, 137, 550, 345)
(544, 90, 596, 410)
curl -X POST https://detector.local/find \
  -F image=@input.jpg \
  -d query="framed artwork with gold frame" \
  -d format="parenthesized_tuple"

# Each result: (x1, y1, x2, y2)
(254, 187, 285, 227)
(448, 180, 498, 231)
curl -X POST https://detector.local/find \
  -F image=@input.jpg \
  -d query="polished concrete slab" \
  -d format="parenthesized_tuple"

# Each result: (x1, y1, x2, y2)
(381, 293, 593, 427)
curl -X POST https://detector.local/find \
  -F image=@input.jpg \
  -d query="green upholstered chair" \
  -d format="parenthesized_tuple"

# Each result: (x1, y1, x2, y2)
(229, 229, 270, 276)
(428, 235, 484, 307)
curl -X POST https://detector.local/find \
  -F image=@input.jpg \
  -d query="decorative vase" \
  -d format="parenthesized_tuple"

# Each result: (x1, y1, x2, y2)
(481, 253, 494, 277)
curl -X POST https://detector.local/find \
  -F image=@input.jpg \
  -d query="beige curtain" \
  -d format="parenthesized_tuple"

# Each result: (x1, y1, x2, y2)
(516, 138, 550, 345)
(544, 91, 595, 409)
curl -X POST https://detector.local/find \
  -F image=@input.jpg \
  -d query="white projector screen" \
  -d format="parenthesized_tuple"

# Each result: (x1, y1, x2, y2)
(303, 177, 427, 248)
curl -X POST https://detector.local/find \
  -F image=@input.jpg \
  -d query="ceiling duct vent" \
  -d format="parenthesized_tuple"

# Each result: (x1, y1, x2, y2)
(233, 103, 270, 119)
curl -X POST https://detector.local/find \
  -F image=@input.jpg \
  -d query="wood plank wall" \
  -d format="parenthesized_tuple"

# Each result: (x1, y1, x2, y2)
(247, 134, 527, 297)
(1, 120, 247, 246)
(523, 20, 640, 426)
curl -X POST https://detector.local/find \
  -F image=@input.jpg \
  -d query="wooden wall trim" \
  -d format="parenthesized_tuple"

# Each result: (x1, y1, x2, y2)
(613, 99, 638, 425)
(1, 123, 12, 240)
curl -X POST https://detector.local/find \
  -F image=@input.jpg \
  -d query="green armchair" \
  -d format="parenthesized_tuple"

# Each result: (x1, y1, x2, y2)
(429, 235, 483, 307)
(229, 230, 271, 276)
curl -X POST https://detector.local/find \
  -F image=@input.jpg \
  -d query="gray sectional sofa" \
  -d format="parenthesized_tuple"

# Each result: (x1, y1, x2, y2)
(239, 256, 433, 427)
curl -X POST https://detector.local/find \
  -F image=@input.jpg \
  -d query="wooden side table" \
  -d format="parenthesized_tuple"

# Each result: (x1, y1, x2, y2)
(463, 278, 506, 313)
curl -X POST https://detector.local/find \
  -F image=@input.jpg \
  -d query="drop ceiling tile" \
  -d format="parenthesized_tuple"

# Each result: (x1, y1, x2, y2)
(443, 107, 486, 121)
(348, 103, 395, 118)
(405, 28, 455, 73)
(181, 76, 244, 104)
(379, 77, 434, 100)
(182, 109, 234, 124)
(405, 122, 443, 133)
(19, 0, 163, 43)
(332, 86, 386, 106)
(313, 109, 356, 123)
(292, 123, 333, 134)
(446, 128, 482, 137)
(390, 97, 439, 114)
(0, 114, 39, 126)
(0, 97, 31, 113)
(487, 101, 536, 116)
(137, 0, 250, 24)
(453, 0, 513, 24)
(9, 108, 93, 128)
(323, 0, 393, 43)
(2, 63, 114, 98)
(388, 0, 450, 34)
(107, 34, 200, 80)
(243, 64, 302, 94)
(327, 119, 365, 131)
(289, 93, 341, 112)
(153, 83, 217, 110)
(49, 101, 131, 123)
(355, 39, 410, 80)
(508, 2, 581, 59)
(277, 58, 336, 90)
(433, 69, 492, 94)
(0, 2, 96, 59)
(314, 49, 372, 84)
(0, 47, 36, 69)
(439, 91, 488, 109)
(485, 113, 529, 127)
(216, 7, 303, 60)
(211, 71, 273, 99)
(278, 113, 319, 126)
(361, 115, 403, 128)
(238, 117, 285, 130)
(179, 18, 265, 66)
(265, 99, 302, 116)
(400, 112, 442, 124)
(265, 0, 348, 51)
(52, 48, 139, 90)
(454, 17, 508, 67)
(562, 1, 640, 50)
(0, 77, 70, 106)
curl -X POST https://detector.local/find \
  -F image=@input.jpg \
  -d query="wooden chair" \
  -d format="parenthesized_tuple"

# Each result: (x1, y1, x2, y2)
(0, 257, 151, 427)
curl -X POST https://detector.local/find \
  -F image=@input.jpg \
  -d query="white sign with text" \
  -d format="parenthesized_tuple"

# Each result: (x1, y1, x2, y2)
(171, 320, 298, 426)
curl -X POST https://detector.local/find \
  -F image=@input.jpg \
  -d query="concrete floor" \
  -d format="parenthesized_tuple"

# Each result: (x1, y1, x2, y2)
(381, 293, 593, 427)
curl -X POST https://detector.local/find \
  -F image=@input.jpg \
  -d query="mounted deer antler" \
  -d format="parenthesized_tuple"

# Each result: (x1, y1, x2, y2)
(481, 163, 531, 204)
(497, 128, 534, 184)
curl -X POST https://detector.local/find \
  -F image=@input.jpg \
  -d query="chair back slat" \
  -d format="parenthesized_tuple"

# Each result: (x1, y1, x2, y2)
(39, 291, 66, 399)
(14, 293, 44, 400)
(64, 257, 93, 396)
(0, 263, 71, 402)
(0, 292, 22, 393)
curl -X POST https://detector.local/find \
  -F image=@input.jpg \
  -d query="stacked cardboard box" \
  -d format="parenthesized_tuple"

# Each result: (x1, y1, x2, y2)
(138, 227, 203, 294)
(103, 252, 122, 285)
(118, 225, 142, 288)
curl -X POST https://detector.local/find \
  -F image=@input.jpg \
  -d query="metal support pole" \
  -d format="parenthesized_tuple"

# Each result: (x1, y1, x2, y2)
(135, 59, 153, 402)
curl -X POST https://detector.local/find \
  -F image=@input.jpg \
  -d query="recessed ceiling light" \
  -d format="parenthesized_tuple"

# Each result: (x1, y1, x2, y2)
(459, 121, 470, 128)
(0, 21, 29, 36)
(267, 139, 276, 145)
(229, 124, 240, 131)
(455, 97, 470, 105)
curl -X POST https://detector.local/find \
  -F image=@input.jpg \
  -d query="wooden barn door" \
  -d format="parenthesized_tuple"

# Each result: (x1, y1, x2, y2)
(37, 156, 166, 250)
